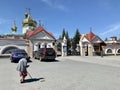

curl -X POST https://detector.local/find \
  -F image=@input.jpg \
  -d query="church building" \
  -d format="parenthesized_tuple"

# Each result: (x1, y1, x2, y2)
(0, 11, 56, 58)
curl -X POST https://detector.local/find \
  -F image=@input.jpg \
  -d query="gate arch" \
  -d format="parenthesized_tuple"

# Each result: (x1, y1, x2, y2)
(117, 48, 120, 54)
(0, 45, 19, 54)
(106, 48, 112, 54)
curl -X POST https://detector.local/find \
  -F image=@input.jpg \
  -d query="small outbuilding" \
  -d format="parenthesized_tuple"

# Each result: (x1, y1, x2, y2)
(79, 31, 106, 56)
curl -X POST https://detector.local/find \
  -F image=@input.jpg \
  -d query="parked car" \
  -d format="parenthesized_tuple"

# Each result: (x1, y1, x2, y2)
(34, 48, 56, 61)
(67, 49, 80, 55)
(10, 49, 30, 62)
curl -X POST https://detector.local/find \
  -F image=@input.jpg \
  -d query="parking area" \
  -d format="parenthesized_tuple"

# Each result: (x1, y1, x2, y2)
(1, 56, 120, 90)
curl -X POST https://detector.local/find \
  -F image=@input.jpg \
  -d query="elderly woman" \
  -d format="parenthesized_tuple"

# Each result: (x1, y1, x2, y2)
(17, 57, 29, 83)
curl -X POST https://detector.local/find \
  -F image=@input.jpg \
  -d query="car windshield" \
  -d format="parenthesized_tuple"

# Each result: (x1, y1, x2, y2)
(16, 53, 27, 54)
(12, 49, 26, 52)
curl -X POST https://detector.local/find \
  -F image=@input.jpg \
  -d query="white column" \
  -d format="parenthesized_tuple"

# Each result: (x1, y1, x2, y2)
(61, 36, 67, 57)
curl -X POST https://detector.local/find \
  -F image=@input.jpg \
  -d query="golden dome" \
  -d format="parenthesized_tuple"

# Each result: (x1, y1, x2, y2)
(22, 13, 37, 27)
(11, 21, 17, 32)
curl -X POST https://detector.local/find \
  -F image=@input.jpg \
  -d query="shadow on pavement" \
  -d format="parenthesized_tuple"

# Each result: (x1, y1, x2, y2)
(24, 78, 45, 83)
(27, 59, 32, 63)
(41, 59, 59, 62)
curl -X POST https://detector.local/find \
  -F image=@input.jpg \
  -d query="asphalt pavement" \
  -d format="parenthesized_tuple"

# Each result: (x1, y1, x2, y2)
(57, 56, 120, 67)
(1, 56, 120, 90)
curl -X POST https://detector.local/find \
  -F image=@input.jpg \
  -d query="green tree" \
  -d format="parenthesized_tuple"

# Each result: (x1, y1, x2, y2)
(104, 37, 108, 41)
(57, 35, 62, 51)
(58, 28, 71, 52)
(65, 31, 71, 52)
(57, 28, 67, 52)
(118, 38, 120, 41)
(62, 28, 66, 39)
(73, 29, 81, 50)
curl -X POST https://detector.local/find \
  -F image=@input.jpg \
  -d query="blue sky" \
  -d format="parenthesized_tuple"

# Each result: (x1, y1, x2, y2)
(0, 0, 120, 40)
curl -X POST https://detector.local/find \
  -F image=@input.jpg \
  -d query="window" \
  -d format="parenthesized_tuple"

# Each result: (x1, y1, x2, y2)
(94, 46, 99, 51)
(117, 49, 120, 53)
(107, 49, 112, 54)
(38, 44, 41, 49)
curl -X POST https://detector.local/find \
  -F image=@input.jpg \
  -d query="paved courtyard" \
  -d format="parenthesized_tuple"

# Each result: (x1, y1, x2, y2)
(0, 56, 120, 90)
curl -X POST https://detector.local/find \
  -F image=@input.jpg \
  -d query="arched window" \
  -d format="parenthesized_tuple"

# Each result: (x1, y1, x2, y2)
(107, 49, 112, 54)
(117, 49, 120, 53)
(38, 43, 41, 49)
(2, 46, 18, 54)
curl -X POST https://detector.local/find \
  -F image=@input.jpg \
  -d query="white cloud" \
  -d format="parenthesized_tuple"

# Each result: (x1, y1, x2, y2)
(41, 0, 52, 6)
(100, 24, 120, 35)
(41, 0, 67, 11)
(0, 18, 12, 25)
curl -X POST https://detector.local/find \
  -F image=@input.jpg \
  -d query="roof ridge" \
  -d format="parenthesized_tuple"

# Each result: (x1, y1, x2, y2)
(26, 26, 55, 39)
(86, 31, 96, 41)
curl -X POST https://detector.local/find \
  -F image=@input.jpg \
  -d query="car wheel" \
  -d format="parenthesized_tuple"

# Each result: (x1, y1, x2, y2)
(11, 60, 13, 63)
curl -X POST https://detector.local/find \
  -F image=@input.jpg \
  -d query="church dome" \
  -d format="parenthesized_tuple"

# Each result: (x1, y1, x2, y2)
(11, 21, 17, 32)
(11, 25, 17, 32)
(22, 13, 37, 27)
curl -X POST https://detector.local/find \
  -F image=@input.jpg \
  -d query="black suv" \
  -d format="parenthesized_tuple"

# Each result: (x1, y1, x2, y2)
(34, 48, 56, 61)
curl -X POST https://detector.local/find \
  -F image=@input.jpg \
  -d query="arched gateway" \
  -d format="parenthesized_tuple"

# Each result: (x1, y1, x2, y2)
(1, 45, 19, 54)
(79, 31, 106, 56)
(0, 38, 27, 55)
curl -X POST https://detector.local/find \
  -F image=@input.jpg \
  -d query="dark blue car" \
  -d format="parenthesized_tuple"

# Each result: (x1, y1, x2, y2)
(10, 49, 30, 62)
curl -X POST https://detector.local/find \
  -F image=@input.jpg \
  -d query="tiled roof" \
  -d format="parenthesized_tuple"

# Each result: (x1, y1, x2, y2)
(26, 26, 55, 39)
(85, 31, 96, 42)
(0, 38, 25, 41)
(84, 31, 106, 46)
